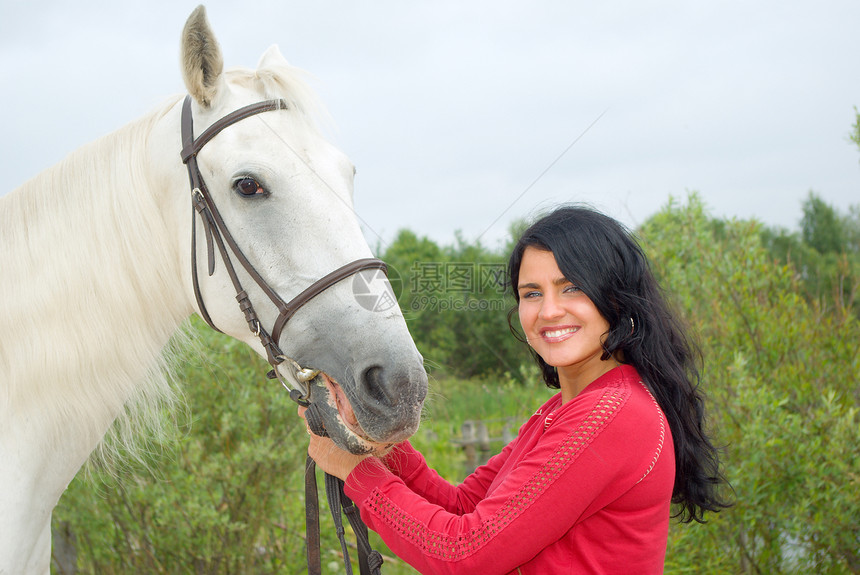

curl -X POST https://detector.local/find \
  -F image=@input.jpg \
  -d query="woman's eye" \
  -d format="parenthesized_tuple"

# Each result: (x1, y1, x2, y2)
(521, 290, 541, 299)
(563, 284, 582, 294)
(234, 177, 266, 197)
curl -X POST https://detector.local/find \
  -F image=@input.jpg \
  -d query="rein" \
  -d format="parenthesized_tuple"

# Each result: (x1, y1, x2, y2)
(180, 95, 383, 574)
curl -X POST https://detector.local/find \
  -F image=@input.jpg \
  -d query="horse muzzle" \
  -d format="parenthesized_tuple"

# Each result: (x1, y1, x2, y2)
(301, 367, 426, 455)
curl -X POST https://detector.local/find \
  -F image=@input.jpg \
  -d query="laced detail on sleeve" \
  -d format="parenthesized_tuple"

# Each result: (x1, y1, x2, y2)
(364, 382, 628, 562)
(635, 381, 666, 485)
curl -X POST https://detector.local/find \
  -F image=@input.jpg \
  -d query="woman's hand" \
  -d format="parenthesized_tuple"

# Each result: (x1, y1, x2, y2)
(299, 407, 369, 481)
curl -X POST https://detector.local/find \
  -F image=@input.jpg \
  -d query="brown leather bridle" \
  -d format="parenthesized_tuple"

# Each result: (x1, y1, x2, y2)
(179, 94, 387, 399)
(180, 95, 385, 575)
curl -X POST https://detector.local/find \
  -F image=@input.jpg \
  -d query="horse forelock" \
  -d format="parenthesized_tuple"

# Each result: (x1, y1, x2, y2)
(225, 60, 331, 132)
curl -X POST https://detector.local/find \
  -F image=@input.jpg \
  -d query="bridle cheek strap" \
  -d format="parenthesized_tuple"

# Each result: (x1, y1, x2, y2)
(179, 95, 387, 394)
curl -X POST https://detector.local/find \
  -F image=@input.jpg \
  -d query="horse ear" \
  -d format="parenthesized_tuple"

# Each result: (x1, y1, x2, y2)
(257, 45, 289, 70)
(180, 5, 224, 108)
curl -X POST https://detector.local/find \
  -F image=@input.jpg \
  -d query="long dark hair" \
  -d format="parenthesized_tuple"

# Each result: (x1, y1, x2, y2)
(507, 205, 730, 523)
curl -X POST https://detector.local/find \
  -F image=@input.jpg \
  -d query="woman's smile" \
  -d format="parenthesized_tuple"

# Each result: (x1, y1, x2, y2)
(540, 325, 580, 342)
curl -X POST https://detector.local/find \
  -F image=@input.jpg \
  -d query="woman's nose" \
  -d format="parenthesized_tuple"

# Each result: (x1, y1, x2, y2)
(539, 294, 565, 320)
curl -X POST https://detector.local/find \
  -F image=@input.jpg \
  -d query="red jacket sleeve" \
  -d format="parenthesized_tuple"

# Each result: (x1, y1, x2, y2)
(378, 437, 520, 515)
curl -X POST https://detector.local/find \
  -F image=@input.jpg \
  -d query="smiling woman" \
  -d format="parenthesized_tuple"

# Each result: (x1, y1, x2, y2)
(305, 204, 732, 574)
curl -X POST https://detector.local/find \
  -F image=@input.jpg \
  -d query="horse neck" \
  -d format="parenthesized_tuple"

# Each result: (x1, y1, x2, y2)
(0, 108, 192, 462)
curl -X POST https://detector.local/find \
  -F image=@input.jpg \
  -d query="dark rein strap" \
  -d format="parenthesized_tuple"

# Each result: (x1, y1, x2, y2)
(302, 400, 383, 575)
(179, 95, 384, 574)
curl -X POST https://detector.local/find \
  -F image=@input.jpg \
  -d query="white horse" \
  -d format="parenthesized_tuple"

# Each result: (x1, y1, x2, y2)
(0, 6, 427, 573)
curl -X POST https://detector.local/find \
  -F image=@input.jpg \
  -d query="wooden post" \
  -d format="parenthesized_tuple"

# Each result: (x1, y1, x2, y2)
(461, 420, 477, 473)
(477, 421, 491, 466)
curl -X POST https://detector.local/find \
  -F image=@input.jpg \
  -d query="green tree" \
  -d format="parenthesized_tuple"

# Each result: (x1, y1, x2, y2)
(850, 105, 860, 154)
(381, 228, 531, 381)
(53, 324, 321, 573)
(641, 194, 860, 573)
(801, 191, 845, 254)
(761, 192, 859, 314)
(381, 228, 452, 372)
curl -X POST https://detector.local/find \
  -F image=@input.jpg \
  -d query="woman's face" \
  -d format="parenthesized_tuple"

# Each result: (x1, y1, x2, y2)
(517, 246, 614, 395)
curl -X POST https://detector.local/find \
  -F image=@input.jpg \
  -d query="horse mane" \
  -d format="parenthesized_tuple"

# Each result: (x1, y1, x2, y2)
(0, 58, 326, 474)
(0, 99, 191, 472)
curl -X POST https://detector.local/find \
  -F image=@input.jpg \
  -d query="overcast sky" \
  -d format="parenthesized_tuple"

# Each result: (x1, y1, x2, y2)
(2, 1, 859, 250)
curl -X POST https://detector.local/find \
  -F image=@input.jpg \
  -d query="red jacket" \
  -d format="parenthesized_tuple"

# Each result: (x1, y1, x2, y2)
(345, 365, 674, 574)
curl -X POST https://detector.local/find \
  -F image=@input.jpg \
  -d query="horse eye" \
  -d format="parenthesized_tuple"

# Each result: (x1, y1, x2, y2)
(234, 177, 265, 197)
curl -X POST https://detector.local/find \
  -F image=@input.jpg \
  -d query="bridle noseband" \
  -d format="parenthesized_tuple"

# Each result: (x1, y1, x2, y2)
(179, 95, 386, 399)
(180, 95, 384, 574)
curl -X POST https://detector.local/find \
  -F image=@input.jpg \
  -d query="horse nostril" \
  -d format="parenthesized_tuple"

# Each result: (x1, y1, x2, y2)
(353, 363, 427, 442)
(360, 365, 391, 406)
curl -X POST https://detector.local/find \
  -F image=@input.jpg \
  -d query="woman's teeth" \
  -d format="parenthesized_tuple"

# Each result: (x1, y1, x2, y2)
(543, 327, 578, 338)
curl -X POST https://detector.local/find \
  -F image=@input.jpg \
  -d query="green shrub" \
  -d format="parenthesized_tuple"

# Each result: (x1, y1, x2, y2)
(643, 195, 860, 574)
(53, 324, 311, 573)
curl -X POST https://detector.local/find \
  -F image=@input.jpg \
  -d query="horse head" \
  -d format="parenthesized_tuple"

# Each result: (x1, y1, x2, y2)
(167, 6, 427, 453)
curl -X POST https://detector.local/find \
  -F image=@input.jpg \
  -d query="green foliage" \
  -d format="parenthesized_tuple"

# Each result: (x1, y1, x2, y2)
(850, 106, 860, 155)
(53, 323, 314, 574)
(801, 192, 846, 254)
(381, 228, 533, 380)
(641, 193, 860, 574)
(760, 191, 860, 313)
